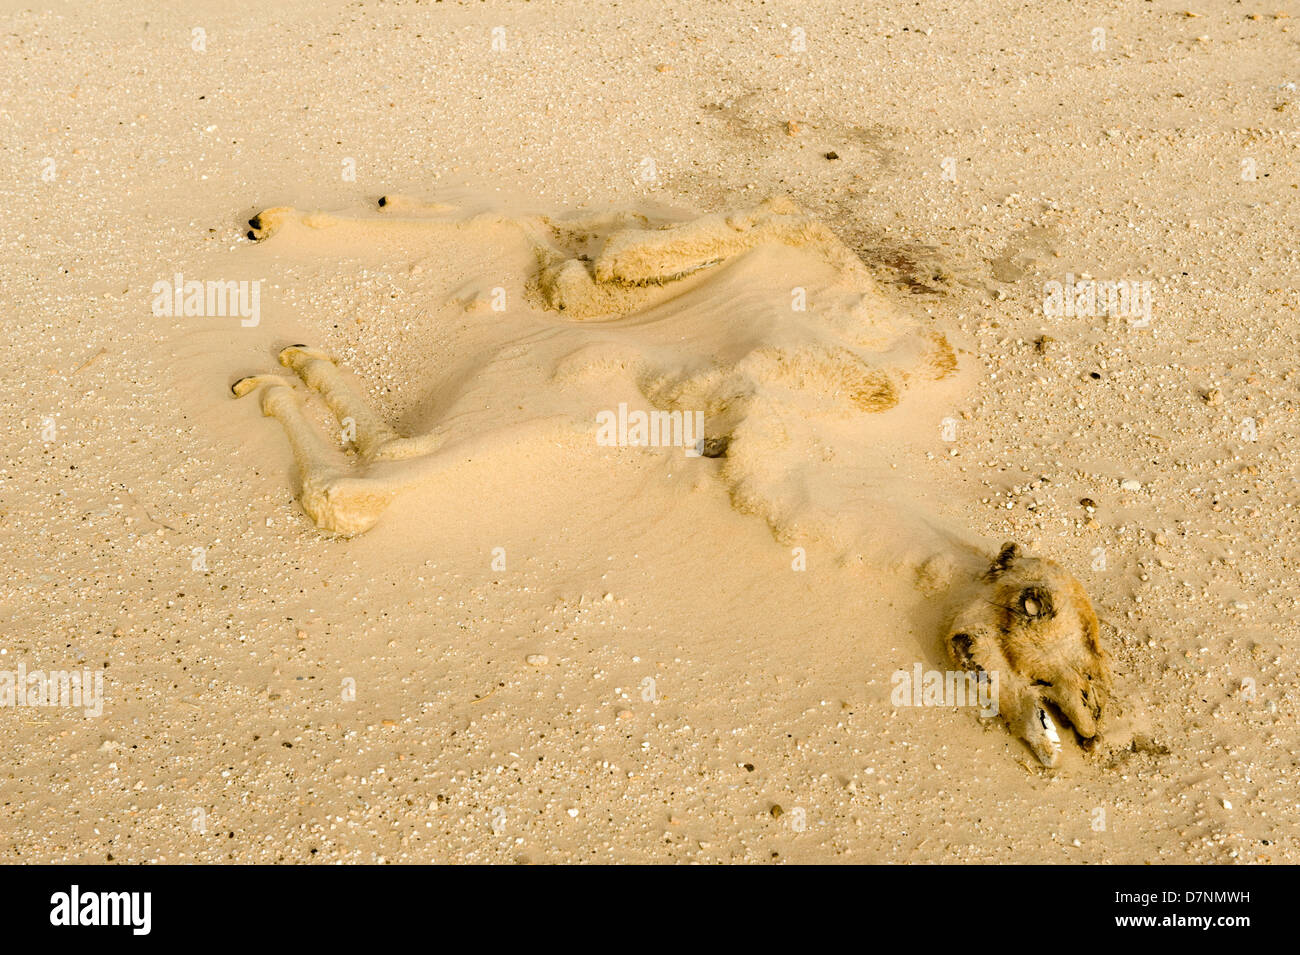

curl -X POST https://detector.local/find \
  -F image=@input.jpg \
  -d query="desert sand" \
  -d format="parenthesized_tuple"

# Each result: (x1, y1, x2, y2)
(2, 0, 1297, 863)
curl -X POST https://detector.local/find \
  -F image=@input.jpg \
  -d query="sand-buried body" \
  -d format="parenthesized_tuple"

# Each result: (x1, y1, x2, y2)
(238, 197, 957, 530)
(233, 196, 1118, 765)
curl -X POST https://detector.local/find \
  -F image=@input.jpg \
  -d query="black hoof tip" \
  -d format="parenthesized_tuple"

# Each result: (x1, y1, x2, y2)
(700, 436, 731, 459)
(377, 196, 388, 207)
(246, 230, 257, 241)
(248, 215, 262, 229)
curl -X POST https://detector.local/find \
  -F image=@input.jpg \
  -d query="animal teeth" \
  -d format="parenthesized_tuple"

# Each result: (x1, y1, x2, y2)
(1040, 708, 1060, 745)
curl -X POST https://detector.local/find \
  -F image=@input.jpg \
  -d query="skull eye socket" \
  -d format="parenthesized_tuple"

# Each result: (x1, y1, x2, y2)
(1017, 586, 1053, 620)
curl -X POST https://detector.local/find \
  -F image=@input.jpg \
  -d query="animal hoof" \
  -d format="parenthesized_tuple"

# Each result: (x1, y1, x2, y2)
(278, 344, 332, 367)
(244, 206, 293, 241)
(700, 435, 731, 458)
(232, 374, 293, 398)
(231, 375, 260, 398)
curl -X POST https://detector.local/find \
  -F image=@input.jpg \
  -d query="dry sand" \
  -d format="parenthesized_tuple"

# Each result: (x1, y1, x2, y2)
(2, 0, 1297, 863)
